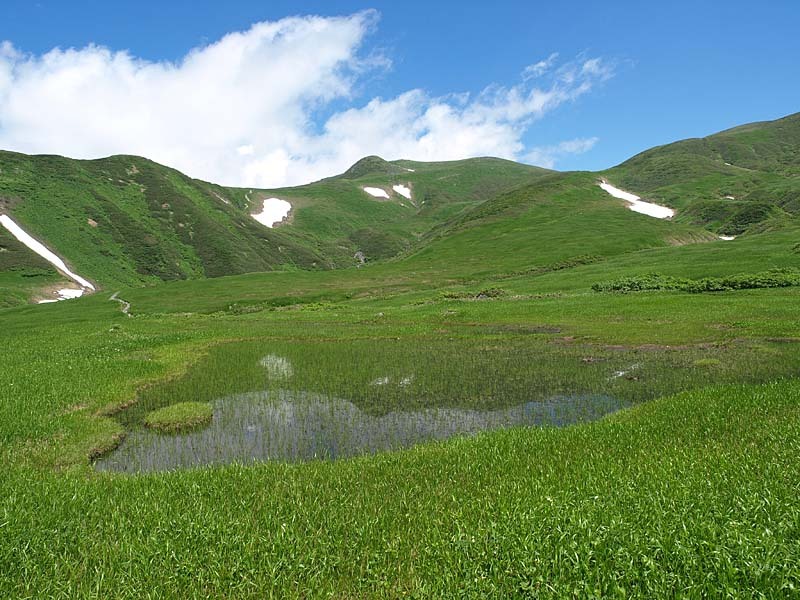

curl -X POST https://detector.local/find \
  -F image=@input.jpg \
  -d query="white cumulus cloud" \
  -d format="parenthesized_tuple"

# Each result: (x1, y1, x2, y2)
(0, 14, 611, 187)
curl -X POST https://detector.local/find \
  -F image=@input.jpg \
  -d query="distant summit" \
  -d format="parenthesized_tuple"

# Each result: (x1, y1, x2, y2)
(337, 156, 409, 180)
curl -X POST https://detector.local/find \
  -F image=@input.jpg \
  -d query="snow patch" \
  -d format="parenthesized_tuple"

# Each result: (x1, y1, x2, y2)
(392, 184, 412, 199)
(404, 168, 415, 172)
(724, 195, 735, 200)
(0, 214, 95, 290)
(57, 288, 84, 299)
(252, 198, 291, 228)
(363, 187, 390, 199)
(598, 182, 675, 219)
(36, 288, 85, 304)
(718, 235, 736, 241)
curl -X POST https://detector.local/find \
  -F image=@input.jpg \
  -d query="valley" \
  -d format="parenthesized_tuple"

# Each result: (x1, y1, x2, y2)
(2, 113, 799, 597)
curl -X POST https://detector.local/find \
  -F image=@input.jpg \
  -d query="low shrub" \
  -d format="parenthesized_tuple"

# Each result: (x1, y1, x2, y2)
(593, 268, 800, 294)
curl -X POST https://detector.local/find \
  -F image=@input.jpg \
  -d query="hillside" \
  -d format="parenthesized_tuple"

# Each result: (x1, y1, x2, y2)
(2, 112, 800, 309)
(235, 156, 551, 266)
(0, 152, 326, 295)
(0, 152, 548, 305)
(605, 112, 800, 235)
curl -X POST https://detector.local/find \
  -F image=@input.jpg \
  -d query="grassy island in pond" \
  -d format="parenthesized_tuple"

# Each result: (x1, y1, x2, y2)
(144, 402, 213, 433)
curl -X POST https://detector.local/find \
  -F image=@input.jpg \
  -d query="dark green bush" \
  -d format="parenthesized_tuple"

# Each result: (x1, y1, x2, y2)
(593, 268, 800, 294)
(591, 273, 684, 293)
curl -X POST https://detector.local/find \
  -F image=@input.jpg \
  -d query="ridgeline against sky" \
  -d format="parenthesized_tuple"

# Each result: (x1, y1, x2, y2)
(0, 0, 798, 187)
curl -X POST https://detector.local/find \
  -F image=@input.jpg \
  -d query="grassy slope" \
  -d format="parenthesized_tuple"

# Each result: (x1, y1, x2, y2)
(605, 112, 800, 235)
(235, 156, 550, 266)
(118, 171, 719, 315)
(0, 151, 326, 290)
(0, 152, 547, 305)
(0, 225, 65, 307)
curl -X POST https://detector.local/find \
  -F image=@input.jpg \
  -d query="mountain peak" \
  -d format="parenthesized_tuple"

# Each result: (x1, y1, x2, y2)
(338, 156, 408, 180)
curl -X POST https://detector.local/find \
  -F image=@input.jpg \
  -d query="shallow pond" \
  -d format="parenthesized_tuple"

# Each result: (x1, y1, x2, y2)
(96, 334, 773, 473)
(95, 390, 626, 472)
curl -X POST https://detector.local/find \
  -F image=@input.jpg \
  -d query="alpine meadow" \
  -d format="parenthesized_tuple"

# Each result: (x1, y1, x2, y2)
(2, 3, 800, 598)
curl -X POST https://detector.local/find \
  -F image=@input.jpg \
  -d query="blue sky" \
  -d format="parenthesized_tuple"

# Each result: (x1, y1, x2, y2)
(0, 0, 798, 185)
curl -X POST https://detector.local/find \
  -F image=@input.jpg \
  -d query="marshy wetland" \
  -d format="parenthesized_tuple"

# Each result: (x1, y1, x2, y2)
(4, 269, 800, 597)
(96, 334, 800, 472)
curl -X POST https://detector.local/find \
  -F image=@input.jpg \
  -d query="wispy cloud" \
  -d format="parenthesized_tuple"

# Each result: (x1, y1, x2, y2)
(0, 13, 611, 187)
(523, 52, 559, 79)
(524, 137, 599, 169)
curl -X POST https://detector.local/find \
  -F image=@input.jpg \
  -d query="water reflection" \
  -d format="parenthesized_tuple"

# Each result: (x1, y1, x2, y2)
(96, 390, 626, 473)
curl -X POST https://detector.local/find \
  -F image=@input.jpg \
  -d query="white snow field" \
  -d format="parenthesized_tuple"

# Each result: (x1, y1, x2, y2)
(598, 181, 675, 219)
(0, 214, 95, 290)
(37, 288, 85, 304)
(251, 198, 291, 228)
(392, 184, 412, 199)
(57, 288, 85, 299)
(363, 187, 390, 199)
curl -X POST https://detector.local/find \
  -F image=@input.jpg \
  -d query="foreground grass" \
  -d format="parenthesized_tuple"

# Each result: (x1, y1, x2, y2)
(1, 277, 799, 596)
(2, 379, 799, 597)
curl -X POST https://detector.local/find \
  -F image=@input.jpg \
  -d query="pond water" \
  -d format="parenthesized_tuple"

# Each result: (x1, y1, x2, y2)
(95, 390, 626, 473)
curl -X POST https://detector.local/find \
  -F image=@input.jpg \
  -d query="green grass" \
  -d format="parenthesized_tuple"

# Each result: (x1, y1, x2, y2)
(0, 152, 548, 305)
(2, 265, 800, 595)
(605, 111, 800, 234)
(143, 402, 213, 433)
(0, 225, 66, 307)
(2, 113, 800, 596)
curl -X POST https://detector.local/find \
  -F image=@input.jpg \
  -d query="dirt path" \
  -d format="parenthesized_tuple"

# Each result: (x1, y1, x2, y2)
(110, 291, 132, 317)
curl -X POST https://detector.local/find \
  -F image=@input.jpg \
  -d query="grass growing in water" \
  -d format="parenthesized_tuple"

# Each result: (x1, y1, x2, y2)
(91, 327, 800, 473)
(143, 401, 213, 433)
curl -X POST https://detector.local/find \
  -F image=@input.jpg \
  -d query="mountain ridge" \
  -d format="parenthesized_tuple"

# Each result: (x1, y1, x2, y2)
(1, 111, 799, 307)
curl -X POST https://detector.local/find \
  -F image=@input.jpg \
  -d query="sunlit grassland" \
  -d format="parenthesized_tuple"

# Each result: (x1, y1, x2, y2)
(3, 373, 799, 596)
(110, 216, 797, 319)
(2, 230, 800, 595)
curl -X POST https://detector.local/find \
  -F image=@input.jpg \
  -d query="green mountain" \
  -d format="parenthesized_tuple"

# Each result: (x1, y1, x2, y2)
(2, 112, 800, 309)
(0, 152, 325, 299)
(247, 156, 550, 267)
(0, 151, 549, 306)
(604, 111, 800, 235)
